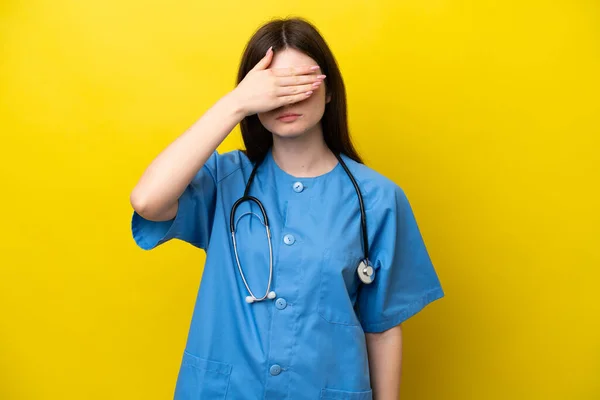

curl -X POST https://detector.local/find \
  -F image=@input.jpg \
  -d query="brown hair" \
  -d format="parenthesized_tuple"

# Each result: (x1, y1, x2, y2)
(236, 17, 363, 164)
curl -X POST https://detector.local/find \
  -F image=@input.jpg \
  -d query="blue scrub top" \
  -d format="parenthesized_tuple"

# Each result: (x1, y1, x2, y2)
(131, 148, 444, 400)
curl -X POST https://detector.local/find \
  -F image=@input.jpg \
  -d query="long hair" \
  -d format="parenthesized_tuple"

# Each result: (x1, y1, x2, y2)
(236, 17, 363, 164)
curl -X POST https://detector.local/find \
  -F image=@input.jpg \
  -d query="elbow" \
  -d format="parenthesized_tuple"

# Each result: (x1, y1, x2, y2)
(130, 187, 159, 220)
(130, 188, 150, 218)
(130, 187, 177, 222)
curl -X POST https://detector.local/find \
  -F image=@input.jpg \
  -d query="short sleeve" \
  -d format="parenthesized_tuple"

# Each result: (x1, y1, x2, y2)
(357, 185, 444, 333)
(131, 151, 219, 251)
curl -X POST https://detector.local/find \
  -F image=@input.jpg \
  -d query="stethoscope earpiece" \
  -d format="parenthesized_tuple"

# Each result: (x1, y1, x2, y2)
(245, 291, 276, 304)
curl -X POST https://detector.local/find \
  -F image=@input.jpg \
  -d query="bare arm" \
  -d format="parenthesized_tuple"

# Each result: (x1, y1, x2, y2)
(130, 92, 244, 222)
(366, 324, 403, 400)
(129, 47, 324, 222)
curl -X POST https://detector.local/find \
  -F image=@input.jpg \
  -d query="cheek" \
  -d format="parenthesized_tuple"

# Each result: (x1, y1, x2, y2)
(257, 111, 275, 130)
(304, 92, 327, 121)
(295, 88, 327, 119)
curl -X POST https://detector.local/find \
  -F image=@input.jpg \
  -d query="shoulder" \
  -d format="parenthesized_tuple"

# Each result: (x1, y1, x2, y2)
(204, 149, 253, 183)
(339, 154, 408, 211)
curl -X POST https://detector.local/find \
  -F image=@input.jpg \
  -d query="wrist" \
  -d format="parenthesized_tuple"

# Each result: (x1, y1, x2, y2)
(223, 89, 248, 121)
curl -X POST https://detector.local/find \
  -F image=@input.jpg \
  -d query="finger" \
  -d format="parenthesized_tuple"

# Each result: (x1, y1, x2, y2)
(271, 65, 321, 77)
(278, 91, 314, 106)
(276, 82, 322, 97)
(276, 74, 326, 87)
(251, 46, 274, 72)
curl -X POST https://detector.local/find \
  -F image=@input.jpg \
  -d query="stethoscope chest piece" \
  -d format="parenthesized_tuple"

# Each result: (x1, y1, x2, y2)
(357, 260, 375, 284)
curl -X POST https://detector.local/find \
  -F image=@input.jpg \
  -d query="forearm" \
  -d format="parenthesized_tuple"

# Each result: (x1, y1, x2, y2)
(130, 90, 245, 221)
(365, 324, 403, 400)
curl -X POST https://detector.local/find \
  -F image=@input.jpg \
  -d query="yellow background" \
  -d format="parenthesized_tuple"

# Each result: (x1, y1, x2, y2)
(1, 0, 598, 399)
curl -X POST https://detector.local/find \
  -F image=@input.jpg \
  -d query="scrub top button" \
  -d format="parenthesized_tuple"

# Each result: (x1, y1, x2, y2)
(270, 364, 282, 376)
(293, 182, 304, 193)
(275, 298, 287, 310)
(283, 234, 295, 245)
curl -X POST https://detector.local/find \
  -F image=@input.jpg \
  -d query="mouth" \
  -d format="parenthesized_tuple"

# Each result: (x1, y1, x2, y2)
(276, 113, 302, 122)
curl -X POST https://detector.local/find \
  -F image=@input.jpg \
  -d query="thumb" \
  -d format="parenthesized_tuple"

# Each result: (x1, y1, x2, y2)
(251, 46, 274, 72)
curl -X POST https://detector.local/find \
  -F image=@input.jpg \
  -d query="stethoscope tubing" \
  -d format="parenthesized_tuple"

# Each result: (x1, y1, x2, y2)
(229, 152, 371, 303)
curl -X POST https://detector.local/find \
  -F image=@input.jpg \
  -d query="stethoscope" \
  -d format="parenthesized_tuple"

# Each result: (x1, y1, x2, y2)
(230, 152, 375, 304)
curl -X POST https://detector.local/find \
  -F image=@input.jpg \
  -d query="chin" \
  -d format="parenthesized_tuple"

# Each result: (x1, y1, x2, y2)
(268, 121, 311, 139)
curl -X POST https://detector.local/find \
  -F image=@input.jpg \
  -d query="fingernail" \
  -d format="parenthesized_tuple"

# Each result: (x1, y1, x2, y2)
(306, 91, 313, 95)
(310, 66, 320, 71)
(317, 74, 326, 79)
(312, 81, 322, 87)
(266, 46, 273, 55)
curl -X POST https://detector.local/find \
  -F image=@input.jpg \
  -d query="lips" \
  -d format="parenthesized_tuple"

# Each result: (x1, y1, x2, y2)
(276, 113, 302, 120)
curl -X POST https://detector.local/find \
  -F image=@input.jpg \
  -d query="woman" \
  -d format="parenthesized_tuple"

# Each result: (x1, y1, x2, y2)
(130, 17, 444, 400)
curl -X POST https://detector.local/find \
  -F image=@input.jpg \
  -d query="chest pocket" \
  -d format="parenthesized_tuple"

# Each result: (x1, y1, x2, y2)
(318, 249, 363, 326)
(174, 351, 232, 400)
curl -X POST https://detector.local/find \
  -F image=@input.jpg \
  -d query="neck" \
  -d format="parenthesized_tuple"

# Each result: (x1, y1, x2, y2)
(271, 126, 338, 178)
